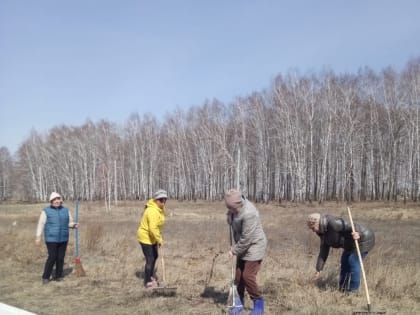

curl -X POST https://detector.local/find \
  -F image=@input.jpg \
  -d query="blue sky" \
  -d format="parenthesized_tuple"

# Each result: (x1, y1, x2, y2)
(1, 0, 420, 155)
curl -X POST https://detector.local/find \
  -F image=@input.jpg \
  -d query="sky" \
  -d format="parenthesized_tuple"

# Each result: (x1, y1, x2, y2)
(1, 0, 420, 155)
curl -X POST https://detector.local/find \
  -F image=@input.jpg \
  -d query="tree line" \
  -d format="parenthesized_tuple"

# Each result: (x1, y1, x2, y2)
(1, 58, 419, 206)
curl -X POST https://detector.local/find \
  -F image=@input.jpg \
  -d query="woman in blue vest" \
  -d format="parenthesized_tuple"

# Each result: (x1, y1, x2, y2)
(36, 192, 78, 284)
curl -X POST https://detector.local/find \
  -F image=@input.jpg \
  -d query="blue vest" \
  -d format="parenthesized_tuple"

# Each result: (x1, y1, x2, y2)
(44, 206, 70, 243)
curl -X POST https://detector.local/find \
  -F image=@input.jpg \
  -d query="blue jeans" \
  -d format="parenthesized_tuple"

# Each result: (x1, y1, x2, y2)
(339, 251, 367, 291)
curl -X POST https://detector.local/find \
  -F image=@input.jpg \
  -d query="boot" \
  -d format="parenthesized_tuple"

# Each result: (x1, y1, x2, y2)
(230, 296, 244, 315)
(250, 298, 264, 315)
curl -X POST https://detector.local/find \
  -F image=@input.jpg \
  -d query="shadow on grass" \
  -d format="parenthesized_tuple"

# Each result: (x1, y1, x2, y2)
(201, 286, 228, 305)
(316, 271, 339, 291)
(135, 270, 144, 280)
(63, 267, 73, 277)
(50, 267, 73, 278)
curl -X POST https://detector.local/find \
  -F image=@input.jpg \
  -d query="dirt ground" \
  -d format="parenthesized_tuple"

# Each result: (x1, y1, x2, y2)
(1, 200, 419, 315)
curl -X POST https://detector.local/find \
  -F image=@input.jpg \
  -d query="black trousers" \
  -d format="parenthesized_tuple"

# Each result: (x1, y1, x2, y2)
(140, 242, 158, 287)
(42, 241, 68, 280)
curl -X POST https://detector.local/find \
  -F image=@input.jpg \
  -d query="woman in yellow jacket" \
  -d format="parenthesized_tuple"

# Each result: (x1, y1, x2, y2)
(137, 189, 167, 288)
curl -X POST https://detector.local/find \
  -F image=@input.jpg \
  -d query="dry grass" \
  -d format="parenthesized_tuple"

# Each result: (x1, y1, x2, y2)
(0, 200, 419, 315)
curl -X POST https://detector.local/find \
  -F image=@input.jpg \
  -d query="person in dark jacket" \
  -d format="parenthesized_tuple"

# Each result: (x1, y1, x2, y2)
(307, 212, 375, 291)
(225, 189, 267, 315)
(36, 192, 78, 284)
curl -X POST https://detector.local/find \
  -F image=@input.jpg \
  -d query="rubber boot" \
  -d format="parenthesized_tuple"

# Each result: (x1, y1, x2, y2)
(230, 296, 244, 315)
(250, 298, 264, 315)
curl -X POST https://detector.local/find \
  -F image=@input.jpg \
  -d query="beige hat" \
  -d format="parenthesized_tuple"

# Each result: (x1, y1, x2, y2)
(153, 189, 168, 200)
(49, 192, 62, 202)
(225, 189, 243, 210)
(307, 213, 320, 228)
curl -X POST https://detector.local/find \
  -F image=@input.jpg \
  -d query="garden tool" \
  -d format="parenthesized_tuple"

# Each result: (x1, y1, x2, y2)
(347, 207, 385, 315)
(152, 245, 177, 296)
(74, 199, 86, 277)
(227, 224, 243, 314)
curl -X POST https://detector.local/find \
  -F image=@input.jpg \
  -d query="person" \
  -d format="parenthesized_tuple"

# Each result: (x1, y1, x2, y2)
(35, 192, 78, 284)
(137, 189, 167, 289)
(225, 189, 267, 315)
(307, 212, 375, 292)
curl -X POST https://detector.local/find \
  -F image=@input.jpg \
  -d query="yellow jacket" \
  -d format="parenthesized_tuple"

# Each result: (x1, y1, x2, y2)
(137, 199, 165, 245)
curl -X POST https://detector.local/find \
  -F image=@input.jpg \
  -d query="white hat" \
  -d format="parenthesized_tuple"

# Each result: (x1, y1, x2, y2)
(153, 189, 168, 200)
(49, 192, 62, 202)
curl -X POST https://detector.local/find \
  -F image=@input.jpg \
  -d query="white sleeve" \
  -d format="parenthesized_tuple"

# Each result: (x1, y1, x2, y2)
(68, 211, 76, 228)
(36, 211, 47, 241)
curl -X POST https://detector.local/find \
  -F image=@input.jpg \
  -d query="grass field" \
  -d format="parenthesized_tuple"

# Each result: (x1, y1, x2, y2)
(0, 200, 419, 315)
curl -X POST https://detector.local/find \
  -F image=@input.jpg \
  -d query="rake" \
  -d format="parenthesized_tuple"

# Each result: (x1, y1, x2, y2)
(152, 246, 177, 296)
(347, 207, 385, 315)
(74, 199, 86, 277)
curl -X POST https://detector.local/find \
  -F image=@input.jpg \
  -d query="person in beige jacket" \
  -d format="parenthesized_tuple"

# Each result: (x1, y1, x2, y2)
(225, 189, 267, 315)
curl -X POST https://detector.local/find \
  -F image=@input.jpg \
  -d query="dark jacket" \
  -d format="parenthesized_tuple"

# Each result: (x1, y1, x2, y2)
(315, 214, 375, 271)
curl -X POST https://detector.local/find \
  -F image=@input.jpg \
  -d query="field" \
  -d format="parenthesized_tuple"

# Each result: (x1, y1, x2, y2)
(1, 200, 419, 315)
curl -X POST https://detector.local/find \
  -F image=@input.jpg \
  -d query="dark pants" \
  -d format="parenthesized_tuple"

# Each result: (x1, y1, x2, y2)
(140, 242, 158, 287)
(339, 251, 368, 291)
(42, 241, 68, 280)
(235, 258, 262, 300)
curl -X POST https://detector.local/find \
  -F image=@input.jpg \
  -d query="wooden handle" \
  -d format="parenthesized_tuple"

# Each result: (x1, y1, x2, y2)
(229, 225, 237, 304)
(160, 246, 166, 284)
(229, 225, 235, 281)
(347, 207, 371, 310)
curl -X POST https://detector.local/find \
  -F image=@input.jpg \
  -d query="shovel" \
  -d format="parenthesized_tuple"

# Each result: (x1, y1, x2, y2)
(347, 207, 385, 315)
(227, 225, 243, 312)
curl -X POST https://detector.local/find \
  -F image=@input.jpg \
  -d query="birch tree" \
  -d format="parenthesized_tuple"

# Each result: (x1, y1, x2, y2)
(0, 147, 13, 200)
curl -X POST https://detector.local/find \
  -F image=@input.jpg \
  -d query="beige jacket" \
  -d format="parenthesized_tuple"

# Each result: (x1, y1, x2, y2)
(227, 199, 267, 261)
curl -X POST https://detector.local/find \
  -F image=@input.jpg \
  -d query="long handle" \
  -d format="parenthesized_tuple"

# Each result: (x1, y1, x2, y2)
(75, 200, 79, 257)
(347, 207, 371, 311)
(229, 224, 237, 303)
(160, 246, 166, 284)
(229, 224, 235, 283)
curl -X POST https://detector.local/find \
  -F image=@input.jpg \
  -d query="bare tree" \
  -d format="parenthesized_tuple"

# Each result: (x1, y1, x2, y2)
(0, 147, 13, 200)
(8, 57, 420, 203)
